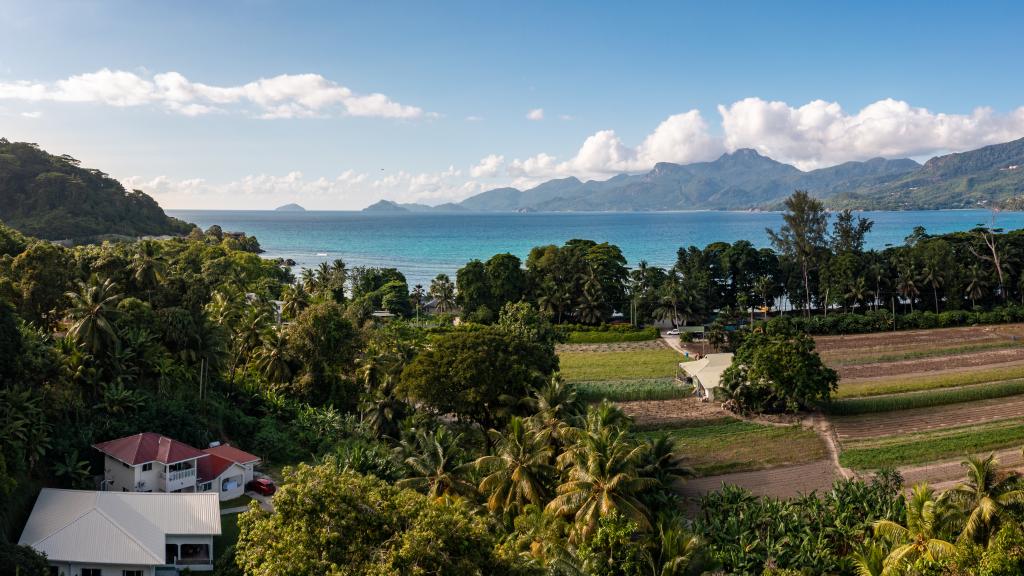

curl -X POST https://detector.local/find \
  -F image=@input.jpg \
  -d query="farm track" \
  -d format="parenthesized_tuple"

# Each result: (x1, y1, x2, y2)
(832, 395, 1024, 441)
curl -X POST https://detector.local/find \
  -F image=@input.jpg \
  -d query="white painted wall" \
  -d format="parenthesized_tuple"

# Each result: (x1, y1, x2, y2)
(46, 562, 155, 576)
(102, 456, 137, 492)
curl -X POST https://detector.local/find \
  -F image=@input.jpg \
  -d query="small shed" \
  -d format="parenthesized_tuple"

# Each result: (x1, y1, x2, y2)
(680, 353, 734, 400)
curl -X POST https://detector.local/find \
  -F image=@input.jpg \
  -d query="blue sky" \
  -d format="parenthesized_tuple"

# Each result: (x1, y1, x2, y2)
(2, 0, 1024, 209)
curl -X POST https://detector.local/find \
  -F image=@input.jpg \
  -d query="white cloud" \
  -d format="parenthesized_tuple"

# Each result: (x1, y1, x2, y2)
(19, 111, 41, 118)
(465, 115, 483, 122)
(559, 114, 574, 121)
(718, 97, 1024, 169)
(526, 108, 544, 121)
(0, 68, 427, 119)
(470, 154, 504, 178)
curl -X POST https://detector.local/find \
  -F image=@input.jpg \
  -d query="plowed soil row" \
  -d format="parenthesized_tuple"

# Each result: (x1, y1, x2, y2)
(556, 339, 669, 353)
(835, 347, 1024, 380)
(832, 394, 1024, 441)
(816, 324, 1024, 356)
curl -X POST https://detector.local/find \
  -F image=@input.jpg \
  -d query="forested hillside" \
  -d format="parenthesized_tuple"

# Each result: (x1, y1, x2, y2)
(0, 138, 192, 240)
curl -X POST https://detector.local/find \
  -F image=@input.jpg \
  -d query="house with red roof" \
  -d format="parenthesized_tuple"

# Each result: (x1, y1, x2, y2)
(94, 433, 262, 502)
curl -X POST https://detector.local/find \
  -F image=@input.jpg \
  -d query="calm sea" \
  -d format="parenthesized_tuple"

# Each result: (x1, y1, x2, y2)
(166, 210, 1024, 286)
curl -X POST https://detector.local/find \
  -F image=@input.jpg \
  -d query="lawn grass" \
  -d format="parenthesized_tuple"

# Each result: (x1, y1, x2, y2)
(837, 364, 1024, 398)
(828, 379, 1024, 415)
(558, 348, 682, 381)
(219, 494, 254, 509)
(214, 512, 241, 562)
(825, 340, 1021, 367)
(575, 378, 691, 402)
(839, 418, 1024, 470)
(638, 418, 826, 476)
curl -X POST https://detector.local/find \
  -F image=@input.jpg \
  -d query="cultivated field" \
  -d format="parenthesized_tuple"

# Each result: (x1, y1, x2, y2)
(818, 324, 1024, 476)
(558, 345, 681, 381)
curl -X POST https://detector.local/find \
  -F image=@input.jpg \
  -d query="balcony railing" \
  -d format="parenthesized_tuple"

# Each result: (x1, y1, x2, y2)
(161, 468, 196, 483)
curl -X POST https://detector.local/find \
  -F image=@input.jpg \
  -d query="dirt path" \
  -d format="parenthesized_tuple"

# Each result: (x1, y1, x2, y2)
(679, 459, 839, 500)
(832, 395, 1024, 441)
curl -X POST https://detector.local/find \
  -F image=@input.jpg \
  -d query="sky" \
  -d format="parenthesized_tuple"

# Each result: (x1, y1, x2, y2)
(2, 0, 1024, 210)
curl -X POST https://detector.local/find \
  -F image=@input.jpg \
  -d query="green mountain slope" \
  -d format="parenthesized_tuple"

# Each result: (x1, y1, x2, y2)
(0, 139, 193, 240)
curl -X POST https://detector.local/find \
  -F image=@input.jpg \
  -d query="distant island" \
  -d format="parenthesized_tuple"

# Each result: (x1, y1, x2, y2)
(275, 203, 306, 211)
(363, 136, 1024, 212)
(362, 199, 467, 213)
(0, 138, 193, 241)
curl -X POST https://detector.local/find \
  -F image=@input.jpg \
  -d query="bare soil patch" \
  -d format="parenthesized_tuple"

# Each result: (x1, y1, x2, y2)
(679, 459, 839, 500)
(618, 397, 730, 427)
(834, 347, 1024, 380)
(816, 324, 1024, 358)
(832, 394, 1024, 441)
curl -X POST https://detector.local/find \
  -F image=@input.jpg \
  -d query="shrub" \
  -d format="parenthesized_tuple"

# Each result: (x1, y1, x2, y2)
(565, 326, 658, 343)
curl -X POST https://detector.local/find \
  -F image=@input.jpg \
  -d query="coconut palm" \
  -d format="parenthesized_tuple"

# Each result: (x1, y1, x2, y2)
(281, 283, 310, 320)
(638, 436, 692, 490)
(530, 377, 584, 442)
(546, 426, 654, 541)
(754, 274, 775, 318)
(965, 264, 987, 309)
(359, 378, 410, 439)
(65, 277, 122, 356)
(655, 513, 708, 576)
(873, 483, 956, 574)
(845, 276, 871, 313)
(475, 417, 554, 515)
(896, 266, 920, 313)
(205, 289, 242, 328)
(131, 241, 167, 296)
(396, 427, 476, 499)
(410, 283, 426, 320)
(254, 327, 291, 384)
(537, 279, 570, 323)
(920, 259, 944, 314)
(429, 273, 456, 313)
(849, 540, 886, 576)
(575, 287, 604, 325)
(943, 453, 1024, 545)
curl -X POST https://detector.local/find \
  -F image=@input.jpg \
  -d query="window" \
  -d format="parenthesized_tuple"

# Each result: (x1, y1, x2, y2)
(166, 543, 179, 564)
(48, 568, 58, 576)
(123, 571, 143, 576)
(200, 481, 213, 491)
(141, 463, 152, 472)
(122, 487, 128, 492)
(82, 569, 102, 576)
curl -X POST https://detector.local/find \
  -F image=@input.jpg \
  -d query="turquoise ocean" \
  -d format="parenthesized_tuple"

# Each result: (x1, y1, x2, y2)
(166, 210, 1024, 286)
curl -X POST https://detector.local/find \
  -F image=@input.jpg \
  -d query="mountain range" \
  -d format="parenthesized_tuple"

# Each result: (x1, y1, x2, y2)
(365, 137, 1024, 212)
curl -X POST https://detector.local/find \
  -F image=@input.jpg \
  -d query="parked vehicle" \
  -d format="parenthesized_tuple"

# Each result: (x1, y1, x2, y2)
(666, 328, 680, 335)
(246, 477, 276, 496)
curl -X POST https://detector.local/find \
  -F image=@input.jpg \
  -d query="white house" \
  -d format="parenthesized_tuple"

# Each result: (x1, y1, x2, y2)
(94, 433, 262, 502)
(19, 489, 221, 575)
(681, 353, 734, 400)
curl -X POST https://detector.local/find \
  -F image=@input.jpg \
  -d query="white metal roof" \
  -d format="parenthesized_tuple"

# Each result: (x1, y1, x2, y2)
(681, 353, 734, 391)
(19, 489, 221, 566)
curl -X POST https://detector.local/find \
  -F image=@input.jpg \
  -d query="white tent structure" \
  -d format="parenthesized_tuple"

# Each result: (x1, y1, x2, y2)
(681, 353, 734, 400)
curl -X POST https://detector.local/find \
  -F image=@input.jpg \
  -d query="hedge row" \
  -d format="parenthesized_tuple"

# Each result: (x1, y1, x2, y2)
(771, 305, 1024, 336)
(565, 326, 659, 343)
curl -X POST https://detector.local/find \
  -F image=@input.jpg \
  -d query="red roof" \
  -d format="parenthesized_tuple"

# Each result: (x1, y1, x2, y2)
(202, 444, 261, 465)
(93, 433, 207, 466)
(197, 453, 236, 483)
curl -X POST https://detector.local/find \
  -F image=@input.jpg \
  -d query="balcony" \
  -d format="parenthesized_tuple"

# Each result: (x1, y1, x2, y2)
(160, 467, 196, 492)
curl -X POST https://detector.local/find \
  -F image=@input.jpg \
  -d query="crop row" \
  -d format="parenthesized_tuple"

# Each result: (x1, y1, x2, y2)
(575, 378, 690, 402)
(827, 378, 1024, 415)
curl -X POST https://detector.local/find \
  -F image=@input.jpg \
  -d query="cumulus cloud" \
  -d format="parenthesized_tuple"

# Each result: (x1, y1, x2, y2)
(124, 166, 484, 209)
(0, 68, 427, 119)
(718, 97, 1024, 169)
(470, 154, 504, 178)
(526, 108, 544, 121)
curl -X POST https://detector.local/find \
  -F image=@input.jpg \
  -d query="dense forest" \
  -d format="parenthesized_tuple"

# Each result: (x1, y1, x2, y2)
(0, 139, 192, 240)
(4, 190, 1024, 574)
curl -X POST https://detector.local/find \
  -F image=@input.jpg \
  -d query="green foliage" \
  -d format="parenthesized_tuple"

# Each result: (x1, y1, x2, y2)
(563, 325, 659, 343)
(721, 320, 837, 413)
(0, 540, 50, 576)
(400, 328, 556, 429)
(575, 378, 690, 403)
(558, 348, 681, 382)
(574, 512, 651, 576)
(235, 463, 522, 576)
(696, 471, 906, 575)
(829, 378, 1024, 415)
(840, 419, 1024, 470)
(0, 139, 192, 239)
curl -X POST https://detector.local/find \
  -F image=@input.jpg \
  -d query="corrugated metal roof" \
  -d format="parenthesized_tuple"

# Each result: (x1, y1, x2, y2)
(203, 443, 261, 465)
(19, 489, 221, 565)
(681, 353, 734, 391)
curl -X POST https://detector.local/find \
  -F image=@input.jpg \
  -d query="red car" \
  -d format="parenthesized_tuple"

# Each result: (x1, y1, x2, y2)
(246, 477, 276, 496)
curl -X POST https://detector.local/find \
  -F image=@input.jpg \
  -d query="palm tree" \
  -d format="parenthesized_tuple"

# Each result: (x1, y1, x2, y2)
(429, 273, 456, 313)
(943, 453, 1024, 545)
(965, 264, 986, 309)
(754, 274, 774, 319)
(206, 289, 242, 328)
(359, 378, 410, 439)
(396, 428, 476, 499)
(254, 327, 291, 384)
(920, 258, 944, 314)
(845, 276, 870, 313)
(873, 483, 956, 573)
(866, 254, 888, 312)
(475, 417, 554, 515)
(53, 450, 92, 488)
(655, 513, 708, 576)
(537, 279, 570, 323)
(410, 284, 426, 320)
(546, 426, 654, 541)
(849, 540, 886, 576)
(638, 436, 692, 491)
(65, 277, 122, 356)
(575, 287, 604, 325)
(281, 283, 310, 320)
(896, 266, 920, 314)
(230, 305, 270, 382)
(131, 241, 167, 297)
(300, 268, 318, 293)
